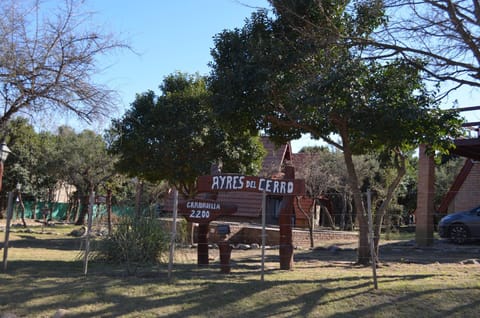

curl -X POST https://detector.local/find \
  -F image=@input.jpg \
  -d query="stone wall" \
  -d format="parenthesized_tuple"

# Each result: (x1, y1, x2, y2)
(208, 222, 357, 248)
(163, 219, 358, 248)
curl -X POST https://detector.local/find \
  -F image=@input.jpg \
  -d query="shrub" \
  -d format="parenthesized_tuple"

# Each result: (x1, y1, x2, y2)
(93, 215, 169, 274)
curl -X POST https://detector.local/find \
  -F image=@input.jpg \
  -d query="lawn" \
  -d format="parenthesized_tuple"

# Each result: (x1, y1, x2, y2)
(1, 223, 480, 317)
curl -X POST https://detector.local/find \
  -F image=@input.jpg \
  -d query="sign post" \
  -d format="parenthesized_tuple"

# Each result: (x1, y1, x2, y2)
(279, 166, 295, 270)
(178, 199, 236, 265)
(197, 170, 305, 270)
(2, 192, 15, 271)
(261, 190, 266, 281)
(168, 189, 178, 282)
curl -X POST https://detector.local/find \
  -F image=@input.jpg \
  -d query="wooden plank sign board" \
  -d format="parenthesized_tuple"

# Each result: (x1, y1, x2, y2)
(197, 175, 305, 196)
(178, 199, 237, 224)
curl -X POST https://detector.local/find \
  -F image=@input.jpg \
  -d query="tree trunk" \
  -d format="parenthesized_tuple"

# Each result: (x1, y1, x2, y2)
(321, 204, 335, 229)
(48, 188, 54, 221)
(73, 197, 80, 223)
(347, 194, 354, 230)
(106, 188, 113, 235)
(0, 195, 4, 219)
(314, 204, 319, 228)
(385, 209, 391, 240)
(295, 196, 314, 248)
(75, 194, 90, 225)
(279, 165, 295, 269)
(373, 154, 406, 262)
(32, 200, 37, 220)
(335, 120, 369, 265)
(64, 184, 72, 223)
(75, 197, 88, 225)
(66, 197, 72, 223)
(135, 180, 144, 219)
(18, 191, 26, 228)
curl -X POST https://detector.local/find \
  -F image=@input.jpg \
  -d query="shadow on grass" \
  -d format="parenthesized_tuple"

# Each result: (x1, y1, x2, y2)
(1, 259, 466, 318)
(2, 260, 84, 277)
(378, 239, 480, 264)
(2, 246, 479, 318)
(293, 239, 480, 265)
(7, 236, 83, 251)
(327, 287, 480, 318)
(2, 237, 480, 317)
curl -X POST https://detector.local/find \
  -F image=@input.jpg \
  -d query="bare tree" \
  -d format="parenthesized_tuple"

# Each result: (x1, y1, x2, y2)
(295, 148, 346, 230)
(0, 0, 128, 129)
(362, 0, 480, 93)
(297, 148, 343, 198)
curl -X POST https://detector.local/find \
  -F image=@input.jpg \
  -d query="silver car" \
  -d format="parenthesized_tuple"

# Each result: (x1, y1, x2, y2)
(438, 205, 480, 244)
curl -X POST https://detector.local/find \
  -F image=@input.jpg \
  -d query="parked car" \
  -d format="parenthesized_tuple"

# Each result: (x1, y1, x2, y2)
(438, 205, 480, 244)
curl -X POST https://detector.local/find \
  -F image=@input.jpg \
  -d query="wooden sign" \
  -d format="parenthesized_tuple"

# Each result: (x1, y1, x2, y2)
(197, 175, 305, 195)
(178, 199, 237, 224)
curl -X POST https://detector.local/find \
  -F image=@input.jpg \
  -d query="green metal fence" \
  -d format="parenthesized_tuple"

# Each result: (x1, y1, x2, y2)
(10, 201, 138, 221)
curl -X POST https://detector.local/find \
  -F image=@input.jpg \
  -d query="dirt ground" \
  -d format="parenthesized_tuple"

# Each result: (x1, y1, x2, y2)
(2, 219, 480, 267)
(296, 238, 480, 266)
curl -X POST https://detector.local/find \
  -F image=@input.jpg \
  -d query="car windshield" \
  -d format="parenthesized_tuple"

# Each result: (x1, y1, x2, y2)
(469, 207, 480, 214)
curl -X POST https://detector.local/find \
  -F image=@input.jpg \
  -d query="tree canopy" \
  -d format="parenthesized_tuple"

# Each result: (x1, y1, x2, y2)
(109, 72, 266, 198)
(1, 119, 117, 223)
(3, 118, 49, 199)
(209, 0, 462, 264)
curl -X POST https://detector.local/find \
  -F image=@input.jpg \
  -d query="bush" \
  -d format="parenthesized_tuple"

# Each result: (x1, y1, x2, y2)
(93, 215, 169, 274)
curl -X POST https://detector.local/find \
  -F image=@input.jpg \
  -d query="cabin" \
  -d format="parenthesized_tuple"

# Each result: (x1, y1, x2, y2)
(437, 138, 480, 215)
(164, 136, 316, 228)
(437, 158, 480, 215)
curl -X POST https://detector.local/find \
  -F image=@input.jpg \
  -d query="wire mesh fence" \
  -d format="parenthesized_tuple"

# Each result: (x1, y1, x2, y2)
(2, 188, 480, 283)
(163, 189, 480, 283)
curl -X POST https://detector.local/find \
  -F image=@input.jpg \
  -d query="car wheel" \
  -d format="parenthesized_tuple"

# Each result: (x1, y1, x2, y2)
(450, 224, 469, 244)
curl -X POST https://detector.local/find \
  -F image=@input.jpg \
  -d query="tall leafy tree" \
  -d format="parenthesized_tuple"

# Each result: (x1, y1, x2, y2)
(3, 118, 43, 195)
(2, 119, 67, 220)
(3, 119, 60, 208)
(2, 120, 122, 224)
(109, 72, 265, 198)
(209, 0, 462, 264)
(55, 127, 116, 224)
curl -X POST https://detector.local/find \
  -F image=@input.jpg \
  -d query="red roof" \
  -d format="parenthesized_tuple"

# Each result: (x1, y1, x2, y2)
(259, 136, 292, 176)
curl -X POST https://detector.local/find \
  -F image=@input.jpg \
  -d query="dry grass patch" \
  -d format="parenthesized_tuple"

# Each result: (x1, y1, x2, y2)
(1, 224, 480, 317)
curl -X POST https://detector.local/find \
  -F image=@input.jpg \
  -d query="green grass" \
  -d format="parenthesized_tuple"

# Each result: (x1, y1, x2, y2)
(1, 224, 480, 317)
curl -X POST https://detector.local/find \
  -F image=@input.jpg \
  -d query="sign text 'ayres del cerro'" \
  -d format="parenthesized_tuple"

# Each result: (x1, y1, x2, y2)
(197, 175, 305, 196)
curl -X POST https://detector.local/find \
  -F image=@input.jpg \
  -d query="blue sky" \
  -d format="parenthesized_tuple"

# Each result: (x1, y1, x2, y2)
(78, 0, 479, 151)
(89, 0, 269, 105)
(81, 0, 322, 151)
